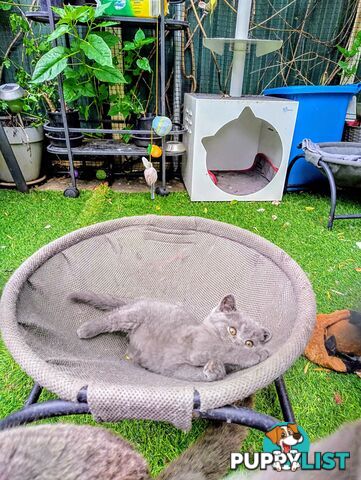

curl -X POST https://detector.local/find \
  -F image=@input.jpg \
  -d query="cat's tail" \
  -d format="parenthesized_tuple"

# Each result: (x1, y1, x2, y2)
(69, 291, 127, 311)
(156, 397, 253, 480)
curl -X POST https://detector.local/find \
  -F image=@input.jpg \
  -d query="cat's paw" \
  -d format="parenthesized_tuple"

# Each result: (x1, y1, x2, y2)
(258, 348, 270, 362)
(203, 359, 226, 381)
(77, 323, 97, 339)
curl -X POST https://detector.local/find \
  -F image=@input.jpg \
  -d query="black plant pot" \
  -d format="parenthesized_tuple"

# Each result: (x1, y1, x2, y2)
(47, 110, 83, 148)
(133, 114, 161, 148)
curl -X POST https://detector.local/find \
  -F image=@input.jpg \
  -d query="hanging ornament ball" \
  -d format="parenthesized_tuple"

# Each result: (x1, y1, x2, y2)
(74, 169, 79, 179)
(147, 144, 163, 158)
(152, 116, 172, 137)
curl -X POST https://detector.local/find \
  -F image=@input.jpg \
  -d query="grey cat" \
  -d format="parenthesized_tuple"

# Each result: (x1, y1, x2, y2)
(70, 292, 272, 382)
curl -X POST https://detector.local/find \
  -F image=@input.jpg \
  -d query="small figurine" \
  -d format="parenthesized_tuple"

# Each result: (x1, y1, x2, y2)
(142, 156, 158, 200)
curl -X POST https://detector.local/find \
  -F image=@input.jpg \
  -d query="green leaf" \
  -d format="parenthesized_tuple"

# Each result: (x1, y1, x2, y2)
(138, 37, 156, 46)
(136, 57, 151, 72)
(2, 59, 10, 69)
(74, 5, 95, 22)
(64, 64, 87, 79)
(134, 28, 145, 45)
(47, 24, 70, 42)
(51, 6, 66, 18)
(337, 45, 352, 58)
(108, 104, 123, 116)
(63, 79, 95, 102)
(83, 104, 91, 121)
(93, 65, 126, 84)
(123, 41, 136, 51)
(32, 46, 68, 83)
(10, 13, 30, 34)
(98, 84, 109, 102)
(69, 38, 81, 53)
(63, 79, 82, 103)
(96, 21, 119, 27)
(79, 34, 112, 67)
(0, 1, 13, 10)
(95, 2, 112, 17)
(93, 31, 119, 48)
(82, 82, 96, 97)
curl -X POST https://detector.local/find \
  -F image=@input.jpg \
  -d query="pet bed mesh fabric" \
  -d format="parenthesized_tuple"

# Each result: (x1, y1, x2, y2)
(0, 216, 316, 430)
(303, 139, 361, 188)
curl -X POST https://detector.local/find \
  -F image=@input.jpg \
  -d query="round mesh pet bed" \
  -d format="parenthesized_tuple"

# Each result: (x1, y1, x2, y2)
(0, 216, 316, 431)
(287, 139, 361, 229)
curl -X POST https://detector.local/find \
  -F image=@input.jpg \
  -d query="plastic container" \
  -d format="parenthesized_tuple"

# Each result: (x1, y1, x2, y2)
(0, 125, 43, 183)
(264, 84, 361, 189)
(99, 0, 168, 17)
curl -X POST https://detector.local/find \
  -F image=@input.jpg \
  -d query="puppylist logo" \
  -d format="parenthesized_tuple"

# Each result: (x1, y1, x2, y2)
(230, 422, 350, 472)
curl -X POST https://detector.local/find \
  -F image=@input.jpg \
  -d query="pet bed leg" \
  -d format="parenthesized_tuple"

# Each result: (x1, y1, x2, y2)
(284, 154, 304, 193)
(0, 400, 90, 430)
(24, 382, 43, 407)
(274, 376, 295, 423)
(196, 405, 278, 432)
(319, 160, 337, 230)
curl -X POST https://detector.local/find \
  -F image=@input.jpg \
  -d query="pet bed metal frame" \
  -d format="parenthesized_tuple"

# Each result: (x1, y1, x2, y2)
(0, 215, 315, 432)
(286, 145, 361, 230)
(0, 376, 294, 432)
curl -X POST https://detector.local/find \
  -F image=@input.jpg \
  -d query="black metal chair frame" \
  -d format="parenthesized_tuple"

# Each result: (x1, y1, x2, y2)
(0, 376, 294, 433)
(285, 154, 361, 230)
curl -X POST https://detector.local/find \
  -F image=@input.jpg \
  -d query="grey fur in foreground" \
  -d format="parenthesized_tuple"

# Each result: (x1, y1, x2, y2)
(71, 292, 271, 381)
(0, 398, 253, 480)
(157, 397, 254, 480)
(1, 414, 359, 480)
(0, 423, 149, 480)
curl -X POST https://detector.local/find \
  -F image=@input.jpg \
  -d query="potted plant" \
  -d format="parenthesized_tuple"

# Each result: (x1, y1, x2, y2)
(0, 85, 44, 184)
(32, 3, 127, 146)
(0, 9, 77, 149)
(106, 28, 158, 145)
(0, 9, 61, 183)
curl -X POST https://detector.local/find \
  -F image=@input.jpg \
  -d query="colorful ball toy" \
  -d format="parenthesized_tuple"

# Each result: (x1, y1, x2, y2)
(152, 116, 172, 137)
(147, 144, 162, 158)
(96, 169, 107, 181)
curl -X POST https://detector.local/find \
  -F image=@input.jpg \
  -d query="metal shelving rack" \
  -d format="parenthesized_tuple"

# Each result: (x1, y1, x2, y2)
(28, 0, 187, 197)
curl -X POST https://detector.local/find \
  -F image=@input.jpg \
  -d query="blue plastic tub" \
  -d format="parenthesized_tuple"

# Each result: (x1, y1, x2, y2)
(264, 84, 361, 188)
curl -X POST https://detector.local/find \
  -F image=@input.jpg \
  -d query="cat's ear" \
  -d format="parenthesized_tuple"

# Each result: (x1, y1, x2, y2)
(218, 295, 237, 312)
(261, 328, 272, 343)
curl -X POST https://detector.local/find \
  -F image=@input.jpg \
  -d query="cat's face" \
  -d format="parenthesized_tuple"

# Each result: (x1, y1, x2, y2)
(204, 295, 272, 351)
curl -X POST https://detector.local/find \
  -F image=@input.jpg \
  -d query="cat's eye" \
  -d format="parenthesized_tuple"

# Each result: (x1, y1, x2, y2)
(245, 340, 254, 348)
(228, 326, 237, 336)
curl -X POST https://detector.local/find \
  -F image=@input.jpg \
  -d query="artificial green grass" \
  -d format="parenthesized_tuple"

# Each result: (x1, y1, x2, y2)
(0, 187, 360, 475)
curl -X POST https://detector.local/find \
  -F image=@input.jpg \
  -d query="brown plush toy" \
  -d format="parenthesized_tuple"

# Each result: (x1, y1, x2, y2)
(305, 309, 361, 373)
